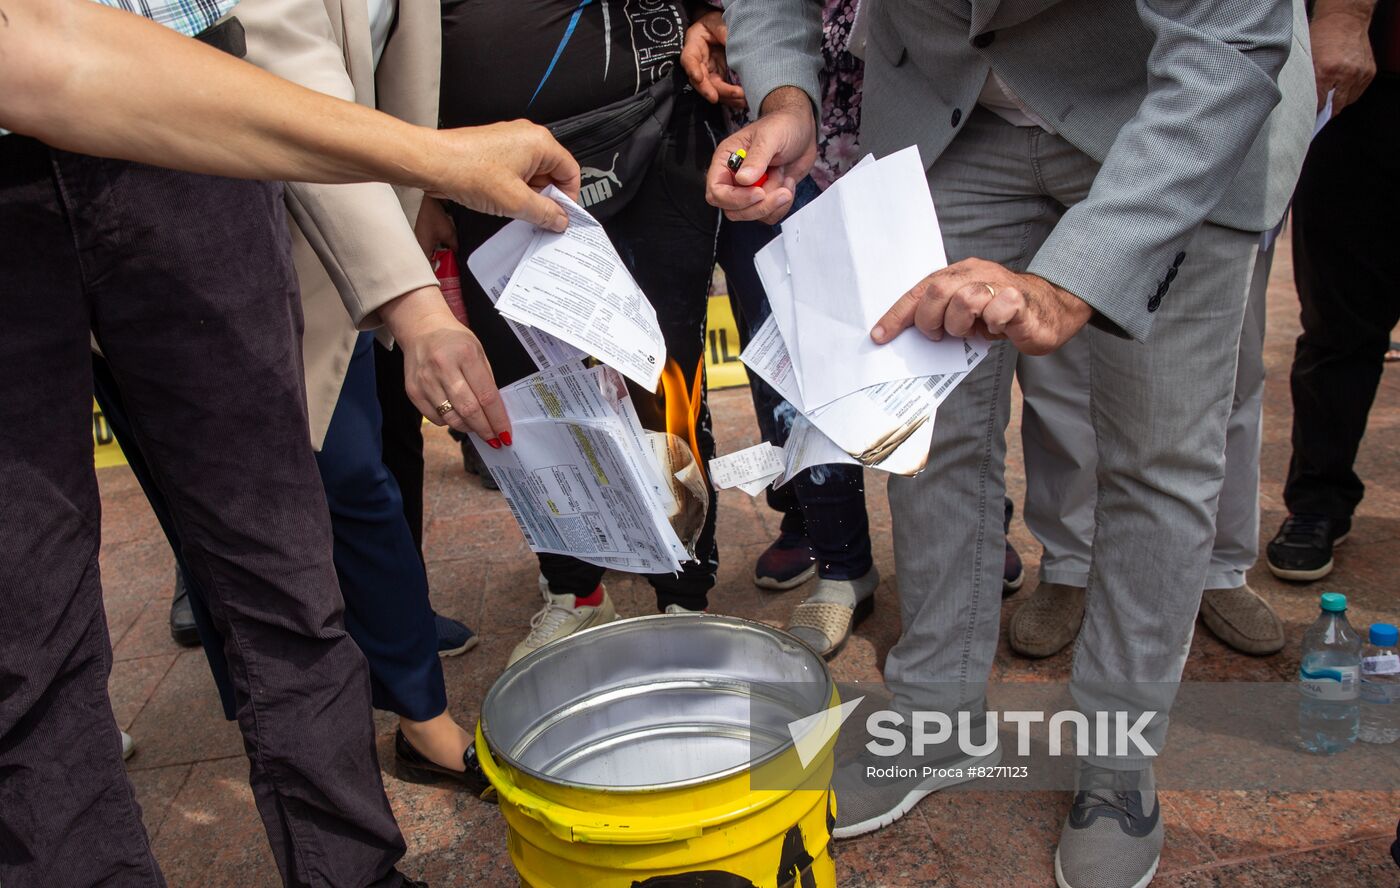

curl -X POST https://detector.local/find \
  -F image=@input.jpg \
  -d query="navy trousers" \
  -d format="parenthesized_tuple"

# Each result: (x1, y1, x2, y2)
(0, 135, 405, 887)
(715, 178, 874, 581)
(95, 333, 447, 722)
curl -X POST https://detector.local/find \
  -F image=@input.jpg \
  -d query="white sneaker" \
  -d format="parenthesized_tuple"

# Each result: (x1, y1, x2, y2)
(663, 604, 705, 614)
(508, 578, 618, 666)
(121, 731, 135, 761)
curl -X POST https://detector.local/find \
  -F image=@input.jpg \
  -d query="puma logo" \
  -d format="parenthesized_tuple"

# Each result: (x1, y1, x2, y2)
(579, 152, 622, 208)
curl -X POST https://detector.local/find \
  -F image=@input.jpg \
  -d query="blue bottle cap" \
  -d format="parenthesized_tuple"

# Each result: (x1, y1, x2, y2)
(1319, 592, 1347, 612)
(1370, 623, 1398, 647)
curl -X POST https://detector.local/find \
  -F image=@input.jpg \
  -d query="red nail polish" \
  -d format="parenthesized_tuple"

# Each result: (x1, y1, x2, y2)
(500, 431, 513, 447)
(488, 438, 502, 449)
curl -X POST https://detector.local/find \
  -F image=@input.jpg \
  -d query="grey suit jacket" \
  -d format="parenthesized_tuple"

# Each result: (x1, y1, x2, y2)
(724, 0, 1314, 342)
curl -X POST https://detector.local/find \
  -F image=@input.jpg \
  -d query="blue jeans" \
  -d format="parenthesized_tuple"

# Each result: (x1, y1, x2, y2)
(94, 332, 447, 722)
(714, 178, 873, 581)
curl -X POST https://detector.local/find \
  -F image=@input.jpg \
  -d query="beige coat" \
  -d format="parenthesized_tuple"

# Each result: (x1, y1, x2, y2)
(236, 0, 440, 447)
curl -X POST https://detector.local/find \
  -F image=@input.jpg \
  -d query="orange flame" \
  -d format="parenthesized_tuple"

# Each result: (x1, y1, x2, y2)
(656, 357, 706, 484)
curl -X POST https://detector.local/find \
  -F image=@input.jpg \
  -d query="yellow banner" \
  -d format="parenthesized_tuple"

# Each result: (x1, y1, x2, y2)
(705, 293, 748, 390)
(93, 398, 128, 469)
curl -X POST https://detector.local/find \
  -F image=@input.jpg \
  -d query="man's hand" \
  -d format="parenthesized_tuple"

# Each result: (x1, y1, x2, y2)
(681, 10, 748, 109)
(871, 258, 1093, 356)
(705, 86, 817, 224)
(377, 286, 511, 444)
(1310, 0, 1378, 112)
(427, 120, 581, 234)
(414, 196, 458, 257)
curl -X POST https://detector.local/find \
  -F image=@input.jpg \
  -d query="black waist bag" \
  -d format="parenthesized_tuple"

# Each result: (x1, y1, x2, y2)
(546, 74, 677, 223)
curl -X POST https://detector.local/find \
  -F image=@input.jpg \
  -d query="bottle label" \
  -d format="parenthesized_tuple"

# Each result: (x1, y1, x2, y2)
(1300, 664, 1359, 701)
(1362, 654, 1400, 676)
(1361, 681, 1400, 705)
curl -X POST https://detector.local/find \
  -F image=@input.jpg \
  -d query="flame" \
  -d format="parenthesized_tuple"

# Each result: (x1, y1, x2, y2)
(656, 357, 706, 484)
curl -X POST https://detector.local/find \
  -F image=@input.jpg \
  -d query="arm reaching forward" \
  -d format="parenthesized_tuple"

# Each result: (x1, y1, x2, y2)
(0, 0, 579, 232)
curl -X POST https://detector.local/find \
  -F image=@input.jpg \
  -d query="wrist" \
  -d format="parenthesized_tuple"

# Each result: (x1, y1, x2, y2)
(378, 285, 454, 341)
(759, 85, 815, 121)
(1313, 0, 1377, 27)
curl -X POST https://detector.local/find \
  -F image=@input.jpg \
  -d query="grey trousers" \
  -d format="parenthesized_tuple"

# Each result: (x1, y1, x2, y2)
(1019, 245, 1273, 592)
(885, 108, 1258, 765)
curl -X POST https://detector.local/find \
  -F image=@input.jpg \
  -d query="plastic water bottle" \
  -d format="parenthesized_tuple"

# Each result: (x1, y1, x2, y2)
(1298, 592, 1362, 754)
(1359, 622, 1400, 745)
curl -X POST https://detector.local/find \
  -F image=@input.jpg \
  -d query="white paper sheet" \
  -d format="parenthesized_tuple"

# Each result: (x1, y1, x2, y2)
(465, 218, 586, 371)
(741, 313, 985, 476)
(491, 187, 666, 389)
(470, 364, 687, 573)
(765, 146, 988, 409)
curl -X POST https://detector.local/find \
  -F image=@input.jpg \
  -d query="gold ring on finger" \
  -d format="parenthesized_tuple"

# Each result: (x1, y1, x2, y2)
(435, 400, 454, 417)
(982, 282, 997, 300)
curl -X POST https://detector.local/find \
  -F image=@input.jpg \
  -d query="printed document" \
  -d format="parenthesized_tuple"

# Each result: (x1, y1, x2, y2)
(487, 187, 666, 390)
(469, 364, 689, 573)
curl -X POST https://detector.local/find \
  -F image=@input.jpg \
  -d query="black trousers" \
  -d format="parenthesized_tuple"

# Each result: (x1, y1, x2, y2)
(96, 334, 448, 723)
(378, 89, 723, 610)
(0, 136, 405, 888)
(1284, 75, 1400, 519)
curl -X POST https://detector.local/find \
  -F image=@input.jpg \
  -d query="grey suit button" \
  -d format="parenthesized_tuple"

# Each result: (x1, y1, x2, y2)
(951, 108, 963, 127)
(1165, 266, 1178, 284)
(1148, 295, 1162, 312)
(1173, 251, 1186, 266)
(973, 31, 995, 48)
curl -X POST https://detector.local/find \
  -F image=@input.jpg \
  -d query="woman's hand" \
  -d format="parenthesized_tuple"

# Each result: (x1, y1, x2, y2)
(378, 285, 510, 445)
(426, 120, 581, 234)
(414, 196, 457, 257)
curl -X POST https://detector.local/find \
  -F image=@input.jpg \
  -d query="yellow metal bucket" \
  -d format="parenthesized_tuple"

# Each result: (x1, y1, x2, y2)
(477, 614, 840, 887)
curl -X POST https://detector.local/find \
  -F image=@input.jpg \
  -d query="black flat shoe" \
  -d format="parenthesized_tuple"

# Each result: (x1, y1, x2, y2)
(394, 729, 496, 802)
(169, 571, 201, 647)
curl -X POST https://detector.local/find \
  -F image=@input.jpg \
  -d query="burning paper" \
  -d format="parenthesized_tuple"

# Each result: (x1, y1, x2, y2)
(711, 151, 988, 490)
(469, 364, 700, 573)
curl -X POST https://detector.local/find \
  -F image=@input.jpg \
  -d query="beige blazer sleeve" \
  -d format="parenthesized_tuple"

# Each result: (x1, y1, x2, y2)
(233, 0, 436, 330)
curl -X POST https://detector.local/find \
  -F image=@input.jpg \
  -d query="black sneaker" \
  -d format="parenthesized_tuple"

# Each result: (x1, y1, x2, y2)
(1266, 513, 1351, 582)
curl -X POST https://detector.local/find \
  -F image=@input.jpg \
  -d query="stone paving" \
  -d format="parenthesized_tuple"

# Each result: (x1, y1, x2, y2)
(100, 238, 1399, 886)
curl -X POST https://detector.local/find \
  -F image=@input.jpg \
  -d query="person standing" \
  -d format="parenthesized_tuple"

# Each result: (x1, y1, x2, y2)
(0, 1, 577, 883)
(1009, 240, 1285, 657)
(711, 3, 1313, 888)
(685, 2, 879, 659)
(91, 0, 494, 789)
(1266, 0, 1398, 583)
(379, 0, 725, 665)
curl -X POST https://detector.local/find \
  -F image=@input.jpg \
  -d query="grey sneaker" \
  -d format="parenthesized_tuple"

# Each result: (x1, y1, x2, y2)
(831, 714, 1000, 839)
(1055, 761, 1162, 888)
(121, 731, 135, 761)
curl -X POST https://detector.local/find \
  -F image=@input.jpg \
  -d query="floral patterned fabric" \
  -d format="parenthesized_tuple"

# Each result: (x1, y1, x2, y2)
(809, 0, 864, 190)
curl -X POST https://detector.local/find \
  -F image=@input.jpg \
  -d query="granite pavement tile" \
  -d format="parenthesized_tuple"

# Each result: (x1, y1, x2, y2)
(1152, 836, 1397, 888)
(109, 653, 177, 730)
(127, 762, 193, 840)
(124, 650, 243, 770)
(148, 756, 279, 887)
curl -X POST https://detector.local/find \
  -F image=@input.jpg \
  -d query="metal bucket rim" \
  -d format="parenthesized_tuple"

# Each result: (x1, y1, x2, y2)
(480, 613, 835, 793)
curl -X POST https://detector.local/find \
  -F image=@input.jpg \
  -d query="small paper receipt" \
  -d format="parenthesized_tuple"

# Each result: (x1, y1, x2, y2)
(709, 442, 785, 495)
